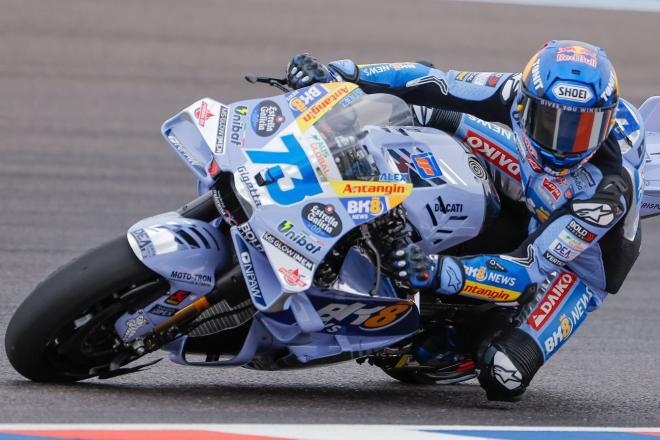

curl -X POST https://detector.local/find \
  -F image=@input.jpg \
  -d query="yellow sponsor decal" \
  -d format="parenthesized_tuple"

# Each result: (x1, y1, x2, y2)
(456, 71, 468, 81)
(387, 196, 408, 209)
(296, 82, 357, 132)
(560, 314, 573, 338)
(521, 51, 541, 83)
(475, 266, 487, 281)
(330, 180, 412, 198)
(362, 302, 413, 329)
(460, 280, 521, 302)
(536, 207, 551, 222)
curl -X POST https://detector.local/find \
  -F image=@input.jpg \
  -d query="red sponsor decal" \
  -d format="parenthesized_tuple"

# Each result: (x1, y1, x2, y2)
(464, 130, 521, 181)
(208, 159, 220, 177)
(567, 219, 596, 243)
(527, 272, 577, 331)
(194, 101, 215, 127)
(278, 267, 307, 288)
(487, 73, 503, 87)
(542, 178, 561, 201)
(520, 133, 543, 172)
(165, 290, 190, 305)
(5, 430, 290, 440)
(556, 46, 597, 67)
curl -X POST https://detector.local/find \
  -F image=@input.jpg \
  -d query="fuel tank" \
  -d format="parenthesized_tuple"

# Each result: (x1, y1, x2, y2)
(370, 126, 499, 254)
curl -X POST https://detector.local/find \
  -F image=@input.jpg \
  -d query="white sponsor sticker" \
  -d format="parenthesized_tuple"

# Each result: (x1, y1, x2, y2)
(551, 83, 594, 103)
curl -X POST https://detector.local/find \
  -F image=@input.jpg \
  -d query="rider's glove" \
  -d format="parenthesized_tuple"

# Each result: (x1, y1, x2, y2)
(286, 53, 338, 90)
(391, 244, 464, 295)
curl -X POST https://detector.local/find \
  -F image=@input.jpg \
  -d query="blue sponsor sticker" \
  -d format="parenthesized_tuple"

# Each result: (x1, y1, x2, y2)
(250, 100, 284, 137)
(411, 152, 442, 178)
(301, 203, 342, 238)
(286, 84, 329, 117)
(340, 196, 386, 222)
(236, 238, 265, 306)
(538, 282, 593, 358)
(339, 88, 365, 107)
(245, 135, 322, 206)
(379, 172, 407, 182)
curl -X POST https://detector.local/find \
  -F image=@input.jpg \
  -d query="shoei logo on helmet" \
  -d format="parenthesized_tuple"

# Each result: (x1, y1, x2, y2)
(551, 83, 593, 104)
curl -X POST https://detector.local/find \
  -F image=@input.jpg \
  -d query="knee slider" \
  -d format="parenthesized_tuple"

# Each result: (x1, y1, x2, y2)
(478, 329, 544, 401)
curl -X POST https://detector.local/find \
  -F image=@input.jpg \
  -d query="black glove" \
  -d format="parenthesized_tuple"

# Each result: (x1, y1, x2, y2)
(286, 53, 337, 90)
(390, 244, 438, 289)
(390, 244, 464, 295)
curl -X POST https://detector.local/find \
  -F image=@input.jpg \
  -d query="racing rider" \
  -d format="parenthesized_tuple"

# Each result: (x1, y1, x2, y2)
(284, 41, 644, 401)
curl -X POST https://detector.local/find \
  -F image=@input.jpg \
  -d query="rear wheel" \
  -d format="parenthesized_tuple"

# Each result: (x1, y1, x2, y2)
(5, 236, 164, 382)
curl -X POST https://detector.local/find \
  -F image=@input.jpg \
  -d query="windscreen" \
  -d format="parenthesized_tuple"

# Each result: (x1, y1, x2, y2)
(313, 92, 413, 181)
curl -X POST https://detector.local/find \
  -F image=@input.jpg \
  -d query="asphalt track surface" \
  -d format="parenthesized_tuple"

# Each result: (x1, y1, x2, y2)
(1, 0, 659, 427)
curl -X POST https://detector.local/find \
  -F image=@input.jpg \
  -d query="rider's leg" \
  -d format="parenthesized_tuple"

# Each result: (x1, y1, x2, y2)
(477, 272, 604, 401)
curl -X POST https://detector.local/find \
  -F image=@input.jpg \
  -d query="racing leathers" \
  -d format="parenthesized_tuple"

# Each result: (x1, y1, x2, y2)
(315, 59, 644, 400)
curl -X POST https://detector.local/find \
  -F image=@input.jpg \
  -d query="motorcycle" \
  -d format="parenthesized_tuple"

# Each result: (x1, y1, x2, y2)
(6, 75, 660, 385)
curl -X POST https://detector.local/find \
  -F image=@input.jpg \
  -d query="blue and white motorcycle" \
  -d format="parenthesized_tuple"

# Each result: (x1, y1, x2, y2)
(6, 76, 660, 384)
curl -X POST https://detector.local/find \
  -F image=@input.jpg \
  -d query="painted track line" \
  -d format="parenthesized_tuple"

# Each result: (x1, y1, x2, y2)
(1, 425, 660, 440)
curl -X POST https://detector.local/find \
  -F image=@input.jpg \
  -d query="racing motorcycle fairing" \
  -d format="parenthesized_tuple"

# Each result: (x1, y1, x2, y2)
(379, 126, 499, 254)
(123, 84, 500, 351)
(638, 96, 660, 218)
(167, 287, 420, 370)
(231, 227, 290, 313)
(208, 85, 416, 294)
(161, 98, 226, 192)
(120, 212, 231, 342)
(335, 246, 400, 298)
(640, 96, 660, 133)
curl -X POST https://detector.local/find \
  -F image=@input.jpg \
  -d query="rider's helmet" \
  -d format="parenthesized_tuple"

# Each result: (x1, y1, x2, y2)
(516, 40, 619, 176)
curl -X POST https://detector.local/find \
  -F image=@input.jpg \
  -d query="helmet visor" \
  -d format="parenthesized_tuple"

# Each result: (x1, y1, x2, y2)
(520, 91, 615, 157)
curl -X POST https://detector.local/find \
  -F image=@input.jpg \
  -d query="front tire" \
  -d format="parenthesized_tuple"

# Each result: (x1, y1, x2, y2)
(5, 236, 161, 382)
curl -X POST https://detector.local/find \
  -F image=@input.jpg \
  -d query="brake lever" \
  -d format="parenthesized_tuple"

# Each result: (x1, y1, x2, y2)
(245, 74, 290, 92)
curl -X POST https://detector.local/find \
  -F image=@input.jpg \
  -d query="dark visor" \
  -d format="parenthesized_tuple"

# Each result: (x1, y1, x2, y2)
(520, 92, 615, 156)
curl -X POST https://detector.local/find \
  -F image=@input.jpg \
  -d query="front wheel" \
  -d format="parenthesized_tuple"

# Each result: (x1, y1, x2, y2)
(5, 236, 164, 382)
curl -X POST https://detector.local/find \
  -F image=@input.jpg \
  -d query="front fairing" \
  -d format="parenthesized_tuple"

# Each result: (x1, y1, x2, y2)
(208, 84, 414, 300)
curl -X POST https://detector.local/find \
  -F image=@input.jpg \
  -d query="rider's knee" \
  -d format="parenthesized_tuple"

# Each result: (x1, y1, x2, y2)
(477, 328, 544, 402)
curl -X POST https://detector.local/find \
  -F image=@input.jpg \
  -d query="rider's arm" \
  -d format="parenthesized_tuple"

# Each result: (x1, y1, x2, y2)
(404, 106, 524, 198)
(459, 165, 632, 303)
(329, 60, 520, 126)
(401, 167, 630, 293)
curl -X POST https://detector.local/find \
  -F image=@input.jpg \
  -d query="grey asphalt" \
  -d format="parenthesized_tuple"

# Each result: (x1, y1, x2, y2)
(1, 0, 659, 427)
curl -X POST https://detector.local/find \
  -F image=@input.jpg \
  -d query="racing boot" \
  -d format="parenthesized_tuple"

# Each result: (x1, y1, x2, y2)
(380, 327, 476, 385)
(412, 326, 477, 384)
(477, 328, 544, 402)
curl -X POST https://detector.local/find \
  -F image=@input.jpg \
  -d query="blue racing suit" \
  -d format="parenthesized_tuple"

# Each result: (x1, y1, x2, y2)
(325, 60, 645, 390)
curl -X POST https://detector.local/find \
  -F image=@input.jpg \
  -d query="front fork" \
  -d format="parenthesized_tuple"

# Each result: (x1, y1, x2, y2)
(118, 192, 248, 346)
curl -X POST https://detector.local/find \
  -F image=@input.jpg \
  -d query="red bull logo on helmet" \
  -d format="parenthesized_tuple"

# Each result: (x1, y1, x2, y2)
(556, 46, 597, 68)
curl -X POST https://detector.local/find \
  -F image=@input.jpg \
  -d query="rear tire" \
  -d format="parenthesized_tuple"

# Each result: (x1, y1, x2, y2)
(5, 236, 159, 382)
(383, 368, 438, 385)
(383, 368, 476, 385)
